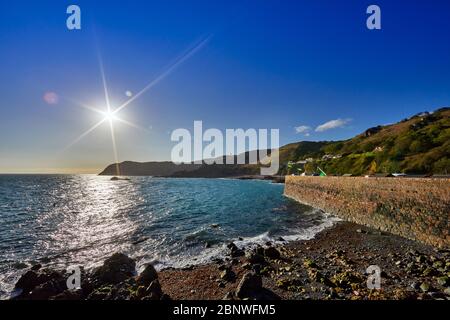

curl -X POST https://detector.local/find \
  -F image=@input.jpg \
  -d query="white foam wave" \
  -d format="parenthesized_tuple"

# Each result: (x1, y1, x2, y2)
(150, 209, 341, 271)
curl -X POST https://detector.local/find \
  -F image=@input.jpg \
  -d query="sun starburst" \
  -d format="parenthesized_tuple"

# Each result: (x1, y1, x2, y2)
(64, 35, 212, 175)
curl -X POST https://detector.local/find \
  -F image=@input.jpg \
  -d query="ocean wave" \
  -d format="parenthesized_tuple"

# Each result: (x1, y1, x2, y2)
(147, 209, 341, 271)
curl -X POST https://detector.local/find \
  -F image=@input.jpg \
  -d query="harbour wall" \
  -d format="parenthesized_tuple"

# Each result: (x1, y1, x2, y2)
(284, 176, 449, 248)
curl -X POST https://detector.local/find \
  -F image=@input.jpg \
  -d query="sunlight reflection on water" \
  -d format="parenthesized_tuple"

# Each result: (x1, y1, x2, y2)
(0, 175, 338, 299)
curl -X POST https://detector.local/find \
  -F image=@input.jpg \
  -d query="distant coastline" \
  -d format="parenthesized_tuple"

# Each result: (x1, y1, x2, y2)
(99, 107, 450, 178)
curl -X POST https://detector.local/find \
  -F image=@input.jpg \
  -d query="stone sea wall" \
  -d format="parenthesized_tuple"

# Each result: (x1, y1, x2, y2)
(284, 176, 450, 248)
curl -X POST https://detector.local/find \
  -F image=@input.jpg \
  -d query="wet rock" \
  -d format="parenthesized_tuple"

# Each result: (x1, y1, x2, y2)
(136, 263, 158, 287)
(220, 268, 236, 282)
(276, 237, 285, 242)
(14, 268, 64, 295)
(245, 252, 265, 265)
(211, 224, 220, 229)
(227, 242, 244, 257)
(91, 253, 136, 286)
(27, 279, 66, 300)
(264, 247, 281, 260)
(235, 272, 262, 299)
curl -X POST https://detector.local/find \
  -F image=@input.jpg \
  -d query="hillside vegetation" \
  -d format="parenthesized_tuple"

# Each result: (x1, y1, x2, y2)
(281, 107, 450, 175)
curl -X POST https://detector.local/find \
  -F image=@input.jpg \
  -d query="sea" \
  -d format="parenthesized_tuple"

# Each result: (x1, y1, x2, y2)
(0, 175, 339, 299)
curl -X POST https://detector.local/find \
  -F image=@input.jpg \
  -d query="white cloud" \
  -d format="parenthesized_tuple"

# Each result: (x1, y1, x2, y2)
(315, 118, 351, 132)
(294, 125, 311, 134)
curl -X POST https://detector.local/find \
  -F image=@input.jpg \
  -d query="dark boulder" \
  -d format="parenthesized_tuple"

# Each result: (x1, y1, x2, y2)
(245, 252, 266, 265)
(27, 279, 66, 300)
(144, 279, 163, 300)
(227, 242, 244, 257)
(255, 245, 265, 256)
(252, 264, 262, 274)
(235, 272, 262, 299)
(220, 268, 236, 282)
(136, 263, 158, 287)
(230, 248, 245, 258)
(91, 253, 136, 286)
(15, 268, 64, 294)
(264, 247, 281, 259)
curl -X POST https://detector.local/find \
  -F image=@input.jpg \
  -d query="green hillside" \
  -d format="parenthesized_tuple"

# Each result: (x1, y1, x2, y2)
(281, 107, 450, 175)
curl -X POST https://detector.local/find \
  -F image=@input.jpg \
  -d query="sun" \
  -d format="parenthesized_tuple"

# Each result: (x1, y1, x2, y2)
(103, 110, 117, 122)
(64, 34, 211, 176)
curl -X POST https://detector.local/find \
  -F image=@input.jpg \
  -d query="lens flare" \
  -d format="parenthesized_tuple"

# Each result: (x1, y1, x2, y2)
(43, 92, 59, 105)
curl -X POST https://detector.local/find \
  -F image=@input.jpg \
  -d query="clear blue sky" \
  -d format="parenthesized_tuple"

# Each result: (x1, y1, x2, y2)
(0, 0, 449, 173)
